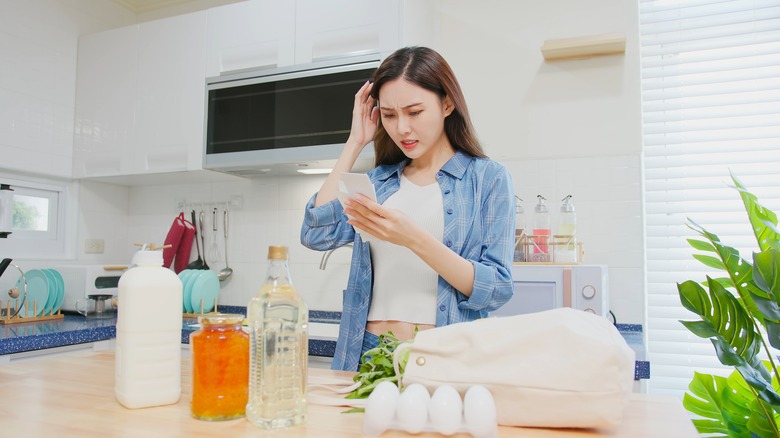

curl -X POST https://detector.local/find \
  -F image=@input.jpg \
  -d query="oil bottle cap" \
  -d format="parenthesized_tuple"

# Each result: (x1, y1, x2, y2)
(267, 245, 289, 260)
(560, 195, 575, 213)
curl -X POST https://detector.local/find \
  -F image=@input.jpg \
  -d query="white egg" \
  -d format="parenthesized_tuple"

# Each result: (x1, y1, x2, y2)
(428, 385, 464, 436)
(395, 383, 431, 434)
(363, 380, 400, 436)
(463, 385, 497, 438)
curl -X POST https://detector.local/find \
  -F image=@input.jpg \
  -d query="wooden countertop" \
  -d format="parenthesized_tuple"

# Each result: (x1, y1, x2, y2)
(0, 350, 695, 437)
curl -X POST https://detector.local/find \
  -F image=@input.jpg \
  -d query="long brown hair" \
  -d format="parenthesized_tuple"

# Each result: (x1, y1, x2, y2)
(370, 46, 486, 166)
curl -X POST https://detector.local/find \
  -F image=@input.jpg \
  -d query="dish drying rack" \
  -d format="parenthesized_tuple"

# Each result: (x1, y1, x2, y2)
(513, 232, 585, 265)
(0, 300, 64, 324)
(183, 298, 220, 319)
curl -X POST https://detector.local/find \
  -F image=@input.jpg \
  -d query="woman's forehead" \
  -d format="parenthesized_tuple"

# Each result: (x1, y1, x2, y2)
(378, 79, 440, 109)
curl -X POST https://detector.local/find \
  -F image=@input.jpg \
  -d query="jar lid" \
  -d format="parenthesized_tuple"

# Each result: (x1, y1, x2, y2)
(198, 313, 245, 325)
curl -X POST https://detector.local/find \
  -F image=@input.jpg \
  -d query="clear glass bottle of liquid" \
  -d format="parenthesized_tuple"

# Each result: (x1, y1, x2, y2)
(532, 195, 551, 262)
(246, 245, 309, 429)
(513, 197, 526, 263)
(555, 195, 578, 263)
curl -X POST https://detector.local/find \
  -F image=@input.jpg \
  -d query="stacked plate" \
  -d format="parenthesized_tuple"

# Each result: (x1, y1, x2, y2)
(178, 269, 220, 314)
(14, 268, 65, 317)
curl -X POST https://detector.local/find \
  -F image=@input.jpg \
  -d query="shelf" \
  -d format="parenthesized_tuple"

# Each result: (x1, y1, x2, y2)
(540, 33, 626, 61)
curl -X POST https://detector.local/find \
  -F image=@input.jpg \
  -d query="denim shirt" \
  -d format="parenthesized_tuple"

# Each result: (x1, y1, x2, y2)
(300, 151, 516, 371)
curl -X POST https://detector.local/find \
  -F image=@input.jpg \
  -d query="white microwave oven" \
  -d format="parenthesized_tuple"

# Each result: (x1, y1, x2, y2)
(491, 264, 610, 319)
(203, 53, 381, 177)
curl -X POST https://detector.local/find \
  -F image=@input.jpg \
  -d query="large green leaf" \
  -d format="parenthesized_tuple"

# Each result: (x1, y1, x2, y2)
(732, 172, 780, 253)
(754, 250, 780, 298)
(687, 219, 764, 325)
(678, 277, 780, 406)
(680, 176, 780, 434)
(752, 249, 780, 349)
(683, 372, 745, 437)
(684, 369, 780, 437)
(727, 369, 780, 438)
(678, 278, 759, 359)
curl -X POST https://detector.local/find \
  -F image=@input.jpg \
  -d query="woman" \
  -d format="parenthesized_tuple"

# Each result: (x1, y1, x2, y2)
(301, 46, 515, 371)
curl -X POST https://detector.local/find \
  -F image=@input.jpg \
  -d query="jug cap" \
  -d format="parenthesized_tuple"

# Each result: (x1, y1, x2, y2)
(131, 249, 163, 266)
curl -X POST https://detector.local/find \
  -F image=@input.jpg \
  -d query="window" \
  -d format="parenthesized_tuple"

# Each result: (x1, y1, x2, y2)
(640, 0, 780, 398)
(9, 187, 58, 236)
(0, 176, 71, 259)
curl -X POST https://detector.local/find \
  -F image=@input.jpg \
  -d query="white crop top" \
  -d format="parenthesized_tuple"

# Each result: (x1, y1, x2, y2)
(367, 175, 444, 325)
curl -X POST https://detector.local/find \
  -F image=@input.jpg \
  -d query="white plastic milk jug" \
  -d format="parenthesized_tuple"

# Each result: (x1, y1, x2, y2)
(115, 249, 183, 408)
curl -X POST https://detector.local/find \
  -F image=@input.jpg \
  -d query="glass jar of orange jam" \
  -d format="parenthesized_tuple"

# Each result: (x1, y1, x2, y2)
(190, 313, 249, 421)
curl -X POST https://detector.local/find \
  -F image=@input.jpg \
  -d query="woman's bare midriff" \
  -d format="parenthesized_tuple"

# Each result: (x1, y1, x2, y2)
(366, 320, 435, 341)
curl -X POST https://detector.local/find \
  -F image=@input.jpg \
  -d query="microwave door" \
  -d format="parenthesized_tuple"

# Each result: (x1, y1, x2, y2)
(491, 279, 564, 317)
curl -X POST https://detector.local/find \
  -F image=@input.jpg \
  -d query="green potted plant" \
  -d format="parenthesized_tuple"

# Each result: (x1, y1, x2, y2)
(678, 173, 780, 437)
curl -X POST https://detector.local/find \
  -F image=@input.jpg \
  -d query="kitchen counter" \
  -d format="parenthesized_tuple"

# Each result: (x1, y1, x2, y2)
(0, 310, 649, 380)
(0, 307, 339, 357)
(0, 350, 695, 437)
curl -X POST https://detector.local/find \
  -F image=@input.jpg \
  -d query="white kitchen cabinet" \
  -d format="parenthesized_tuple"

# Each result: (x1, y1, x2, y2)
(205, 0, 400, 77)
(73, 24, 137, 178)
(295, 0, 400, 65)
(204, 0, 296, 77)
(73, 12, 207, 179)
(133, 12, 207, 175)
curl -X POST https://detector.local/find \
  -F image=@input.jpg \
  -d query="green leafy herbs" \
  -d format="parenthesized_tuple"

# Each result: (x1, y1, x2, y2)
(345, 330, 412, 400)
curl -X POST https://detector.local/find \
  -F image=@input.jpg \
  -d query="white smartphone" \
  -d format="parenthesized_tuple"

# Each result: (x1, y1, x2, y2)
(337, 172, 377, 242)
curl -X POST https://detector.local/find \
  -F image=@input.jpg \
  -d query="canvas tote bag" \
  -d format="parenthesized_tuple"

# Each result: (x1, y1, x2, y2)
(397, 307, 636, 429)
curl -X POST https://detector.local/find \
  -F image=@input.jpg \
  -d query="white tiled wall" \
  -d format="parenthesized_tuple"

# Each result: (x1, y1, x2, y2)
(0, 0, 136, 179)
(79, 152, 644, 323)
(0, 0, 645, 325)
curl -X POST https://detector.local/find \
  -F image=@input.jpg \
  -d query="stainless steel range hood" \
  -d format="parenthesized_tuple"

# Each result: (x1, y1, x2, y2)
(203, 54, 381, 177)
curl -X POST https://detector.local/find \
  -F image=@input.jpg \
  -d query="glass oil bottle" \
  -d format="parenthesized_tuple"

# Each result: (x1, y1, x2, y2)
(246, 245, 308, 429)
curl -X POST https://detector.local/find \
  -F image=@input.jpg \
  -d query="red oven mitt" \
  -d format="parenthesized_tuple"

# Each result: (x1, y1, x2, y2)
(173, 219, 195, 273)
(163, 213, 195, 273)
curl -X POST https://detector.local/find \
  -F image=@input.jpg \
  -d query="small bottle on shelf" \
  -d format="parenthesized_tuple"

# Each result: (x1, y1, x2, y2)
(531, 195, 551, 262)
(513, 196, 526, 263)
(555, 195, 578, 263)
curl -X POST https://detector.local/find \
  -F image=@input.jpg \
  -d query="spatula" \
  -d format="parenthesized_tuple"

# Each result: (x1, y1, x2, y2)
(186, 210, 205, 270)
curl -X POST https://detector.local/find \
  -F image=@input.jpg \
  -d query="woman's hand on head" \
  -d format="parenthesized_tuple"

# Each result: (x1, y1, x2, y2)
(343, 194, 419, 247)
(346, 81, 380, 149)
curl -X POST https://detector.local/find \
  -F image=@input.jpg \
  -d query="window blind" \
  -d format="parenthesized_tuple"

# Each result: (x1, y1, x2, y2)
(640, 0, 780, 398)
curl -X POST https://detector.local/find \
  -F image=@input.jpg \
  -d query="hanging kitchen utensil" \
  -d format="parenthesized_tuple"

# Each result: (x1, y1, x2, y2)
(218, 209, 233, 281)
(198, 209, 209, 270)
(186, 210, 205, 270)
(208, 207, 220, 264)
(162, 212, 195, 273)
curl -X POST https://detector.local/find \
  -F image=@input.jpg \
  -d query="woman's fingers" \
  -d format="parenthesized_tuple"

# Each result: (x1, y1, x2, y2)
(348, 81, 377, 147)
